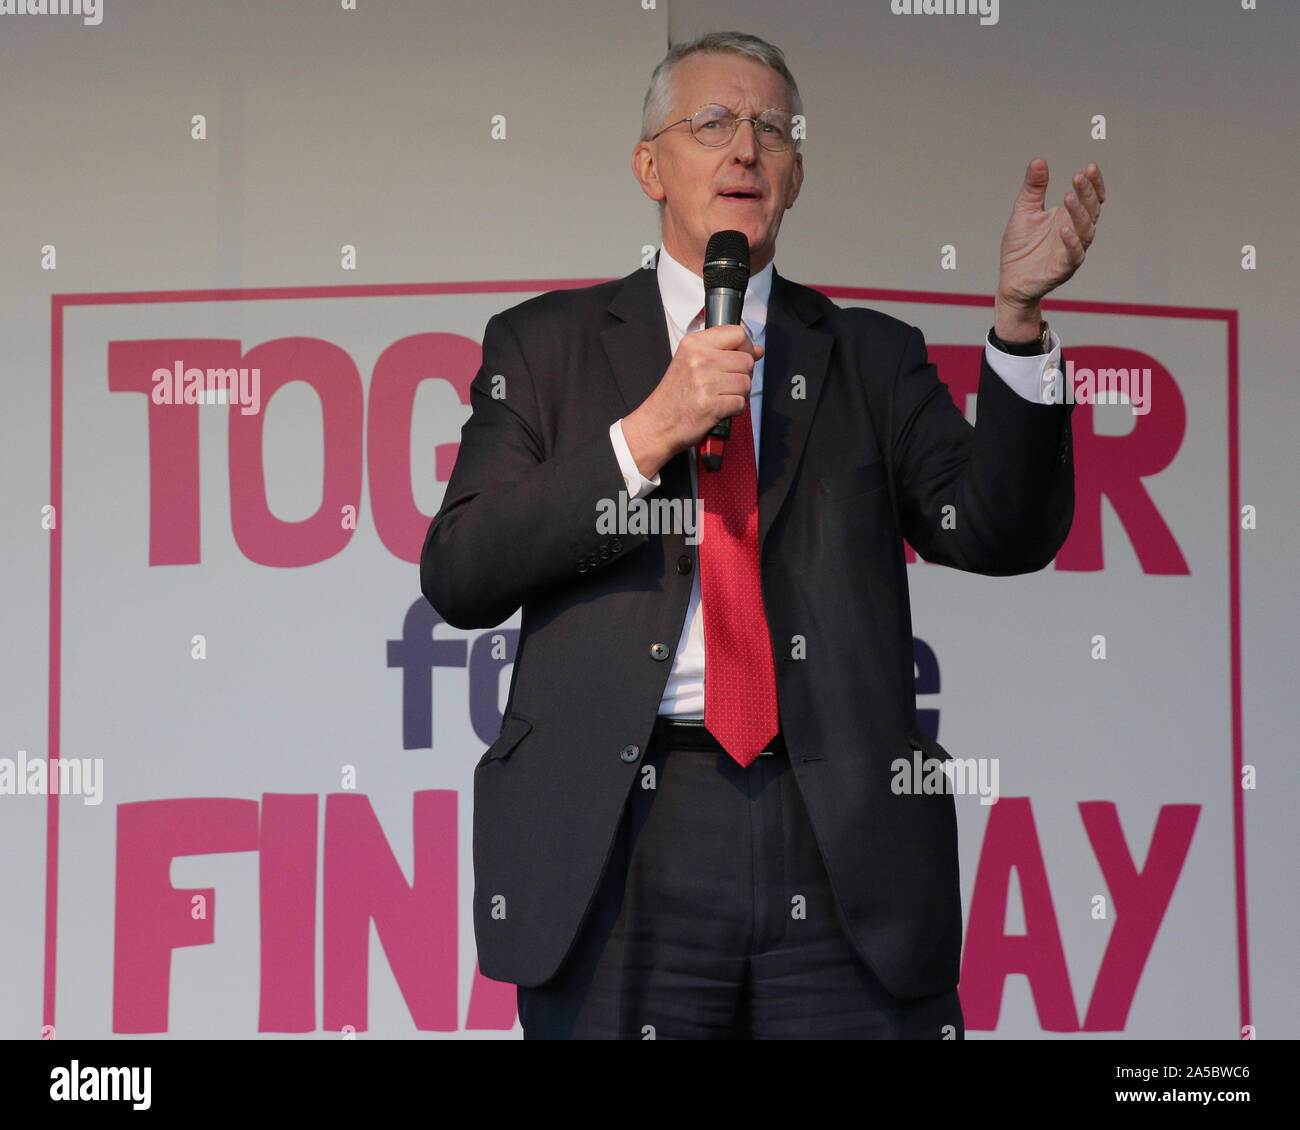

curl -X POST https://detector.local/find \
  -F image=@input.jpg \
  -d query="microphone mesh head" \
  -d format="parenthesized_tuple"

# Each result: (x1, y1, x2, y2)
(703, 230, 751, 292)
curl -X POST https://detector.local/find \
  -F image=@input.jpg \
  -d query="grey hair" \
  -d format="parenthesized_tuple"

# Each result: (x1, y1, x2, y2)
(639, 31, 803, 142)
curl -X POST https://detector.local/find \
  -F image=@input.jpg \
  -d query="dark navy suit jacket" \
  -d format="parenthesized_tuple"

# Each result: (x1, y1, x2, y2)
(420, 262, 1074, 999)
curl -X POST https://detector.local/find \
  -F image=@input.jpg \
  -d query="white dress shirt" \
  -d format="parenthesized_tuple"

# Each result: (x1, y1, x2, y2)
(609, 245, 1062, 718)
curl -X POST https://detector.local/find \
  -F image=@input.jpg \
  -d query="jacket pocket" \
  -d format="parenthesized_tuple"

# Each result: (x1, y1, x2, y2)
(477, 712, 533, 767)
(818, 458, 887, 500)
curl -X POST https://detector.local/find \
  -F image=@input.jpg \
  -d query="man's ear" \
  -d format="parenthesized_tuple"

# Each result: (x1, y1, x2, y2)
(632, 142, 666, 203)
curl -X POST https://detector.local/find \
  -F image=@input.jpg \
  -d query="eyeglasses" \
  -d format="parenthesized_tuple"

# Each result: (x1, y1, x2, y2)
(649, 103, 797, 152)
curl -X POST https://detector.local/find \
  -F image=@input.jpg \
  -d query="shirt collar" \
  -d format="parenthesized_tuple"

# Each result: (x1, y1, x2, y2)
(657, 243, 773, 342)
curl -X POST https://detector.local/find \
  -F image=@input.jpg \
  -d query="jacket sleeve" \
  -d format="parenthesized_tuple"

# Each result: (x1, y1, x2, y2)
(889, 325, 1075, 575)
(420, 310, 651, 628)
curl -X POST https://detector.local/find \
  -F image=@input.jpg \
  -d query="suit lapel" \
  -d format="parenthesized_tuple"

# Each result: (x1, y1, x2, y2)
(602, 265, 672, 423)
(600, 265, 694, 504)
(758, 270, 833, 551)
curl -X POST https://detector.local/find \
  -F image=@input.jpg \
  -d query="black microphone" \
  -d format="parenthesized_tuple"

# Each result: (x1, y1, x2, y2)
(699, 230, 751, 472)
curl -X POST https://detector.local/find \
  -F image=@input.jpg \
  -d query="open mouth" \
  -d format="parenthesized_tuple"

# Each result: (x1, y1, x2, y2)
(719, 190, 761, 200)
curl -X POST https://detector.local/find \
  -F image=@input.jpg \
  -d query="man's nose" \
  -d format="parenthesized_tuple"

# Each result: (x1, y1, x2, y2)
(727, 120, 761, 161)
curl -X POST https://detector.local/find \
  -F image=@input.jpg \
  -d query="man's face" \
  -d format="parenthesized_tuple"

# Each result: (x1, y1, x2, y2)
(633, 52, 803, 276)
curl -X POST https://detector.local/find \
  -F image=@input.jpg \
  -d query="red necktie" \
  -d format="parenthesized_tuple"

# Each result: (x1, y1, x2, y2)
(697, 389, 780, 768)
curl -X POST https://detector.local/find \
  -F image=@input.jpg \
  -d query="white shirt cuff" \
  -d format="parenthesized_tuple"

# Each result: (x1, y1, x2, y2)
(984, 329, 1064, 405)
(610, 419, 661, 498)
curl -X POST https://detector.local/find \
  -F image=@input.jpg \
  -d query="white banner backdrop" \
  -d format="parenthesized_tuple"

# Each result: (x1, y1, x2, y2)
(30, 278, 1239, 1038)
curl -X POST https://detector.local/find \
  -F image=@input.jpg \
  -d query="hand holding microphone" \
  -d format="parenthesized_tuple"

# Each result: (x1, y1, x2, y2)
(619, 231, 758, 480)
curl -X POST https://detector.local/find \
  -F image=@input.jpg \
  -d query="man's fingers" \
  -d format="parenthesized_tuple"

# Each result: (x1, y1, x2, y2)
(723, 392, 751, 420)
(1064, 189, 1096, 247)
(716, 394, 749, 421)
(697, 323, 756, 352)
(699, 375, 751, 425)
(1088, 162, 1106, 205)
(1073, 169, 1102, 223)
(712, 347, 758, 376)
(688, 325, 762, 365)
(1016, 157, 1050, 212)
(1060, 222, 1086, 267)
(706, 360, 753, 392)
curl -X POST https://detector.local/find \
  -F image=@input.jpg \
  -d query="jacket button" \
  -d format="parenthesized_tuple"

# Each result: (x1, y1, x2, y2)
(676, 555, 693, 575)
(650, 642, 670, 661)
(610, 538, 623, 552)
(577, 563, 589, 574)
(620, 744, 640, 763)
(599, 546, 612, 560)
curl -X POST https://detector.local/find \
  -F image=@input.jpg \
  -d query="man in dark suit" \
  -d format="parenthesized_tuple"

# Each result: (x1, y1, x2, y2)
(421, 30, 1104, 1039)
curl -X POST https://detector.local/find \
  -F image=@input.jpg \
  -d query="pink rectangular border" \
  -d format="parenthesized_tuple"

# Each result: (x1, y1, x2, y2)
(45, 281, 1244, 1036)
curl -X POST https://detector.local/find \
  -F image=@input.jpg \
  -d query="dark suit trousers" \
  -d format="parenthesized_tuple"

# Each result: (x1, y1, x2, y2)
(516, 723, 965, 1039)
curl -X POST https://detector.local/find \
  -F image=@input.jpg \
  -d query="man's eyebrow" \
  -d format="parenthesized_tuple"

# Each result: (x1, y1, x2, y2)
(708, 103, 790, 113)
